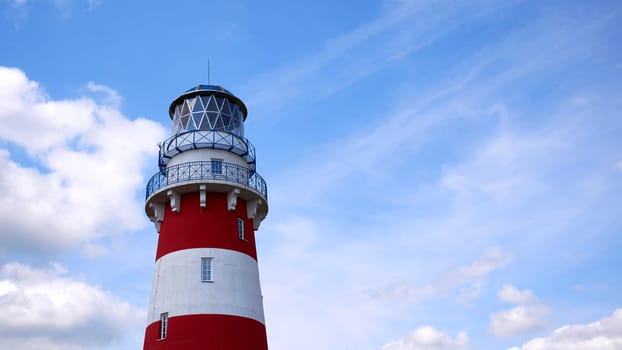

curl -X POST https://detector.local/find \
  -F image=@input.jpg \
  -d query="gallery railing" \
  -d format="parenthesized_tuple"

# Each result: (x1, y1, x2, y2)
(146, 160, 267, 200)
(158, 130, 256, 171)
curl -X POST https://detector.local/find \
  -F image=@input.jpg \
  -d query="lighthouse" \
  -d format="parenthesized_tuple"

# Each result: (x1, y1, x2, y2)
(142, 84, 269, 349)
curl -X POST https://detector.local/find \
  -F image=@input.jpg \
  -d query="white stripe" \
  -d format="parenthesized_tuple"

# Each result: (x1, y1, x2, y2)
(147, 248, 265, 324)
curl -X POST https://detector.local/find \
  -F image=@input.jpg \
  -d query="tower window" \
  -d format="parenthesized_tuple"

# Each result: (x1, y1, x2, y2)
(159, 312, 168, 340)
(211, 158, 223, 175)
(201, 257, 213, 282)
(237, 218, 245, 240)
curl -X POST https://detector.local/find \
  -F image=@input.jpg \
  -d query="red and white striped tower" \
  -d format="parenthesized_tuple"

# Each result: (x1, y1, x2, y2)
(142, 85, 269, 350)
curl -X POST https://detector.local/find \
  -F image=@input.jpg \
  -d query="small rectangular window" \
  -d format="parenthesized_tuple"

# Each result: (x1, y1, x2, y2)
(237, 218, 245, 240)
(211, 158, 223, 175)
(160, 312, 168, 340)
(201, 257, 213, 282)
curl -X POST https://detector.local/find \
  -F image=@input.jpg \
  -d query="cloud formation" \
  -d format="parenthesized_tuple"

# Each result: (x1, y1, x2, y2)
(381, 326, 468, 350)
(0, 262, 144, 350)
(375, 247, 511, 303)
(0, 66, 166, 254)
(489, 285, 550, 337)
(507, 308, 622, 350)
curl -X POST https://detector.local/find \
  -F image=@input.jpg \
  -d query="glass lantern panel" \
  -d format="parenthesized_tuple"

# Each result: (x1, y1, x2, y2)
(191, 113, 203, 130)
(180, 101, 190, 117)
(186, 98, 196, 111)
(181, 115, 190, 130)
(221, 100, 231, 115)
(221, 115, 232, 131)
(214, 115, 225, 130)
(206, 112, 219, 128)
(193, 97, 204, 112)
(215, 97, 225, 111)
(200, 95, 211, 110)
(199, 115, 210, 130)
(206, 97, 218, 112)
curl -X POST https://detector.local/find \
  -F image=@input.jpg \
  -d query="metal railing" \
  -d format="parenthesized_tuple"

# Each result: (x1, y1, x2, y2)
(158, 130, 256, 171)
(146, 160, 267, 200)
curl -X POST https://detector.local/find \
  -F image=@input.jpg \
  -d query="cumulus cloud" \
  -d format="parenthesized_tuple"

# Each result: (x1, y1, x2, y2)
(489, 285, 550, 337)
(0, 66, 166, 253)
(507, 308, 622, 350)
(376, 247, 511, 303)
(381, 326, 468, 350)
(498, 284, 539, 305)
(0, 262, 144, 350)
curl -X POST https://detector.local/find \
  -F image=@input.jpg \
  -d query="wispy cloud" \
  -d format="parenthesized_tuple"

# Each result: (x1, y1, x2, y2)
(374, 247, 511, 303)
(255, 2, 622, 349)
(507, 308, 622, 350)
(3, 0, 103, 25)
(241, 0, 513, 114)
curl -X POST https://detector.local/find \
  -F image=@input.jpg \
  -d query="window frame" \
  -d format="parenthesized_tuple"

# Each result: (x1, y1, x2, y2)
(201, 257, 213, 282)
(211, 158, 223, 175)
(159, 312, 168, 340)
(237, 218, 245, 240)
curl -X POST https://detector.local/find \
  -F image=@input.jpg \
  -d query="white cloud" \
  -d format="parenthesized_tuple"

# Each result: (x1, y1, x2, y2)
(489, 304, 551, 338)
(375, 247, 512, 303)
(0, 262, 144, 350)
(85, 81, 121, 107)
(507, 308, 622, 350)
(0, 66, 166, 253)
(498, 284, 539, 305)
(80, 242, 109, 258)
(489, 285, 550, 337)
(381, 326, 469, 350)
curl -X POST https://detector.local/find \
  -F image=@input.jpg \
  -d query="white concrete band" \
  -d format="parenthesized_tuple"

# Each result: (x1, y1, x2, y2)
(147, 248, 265, 325)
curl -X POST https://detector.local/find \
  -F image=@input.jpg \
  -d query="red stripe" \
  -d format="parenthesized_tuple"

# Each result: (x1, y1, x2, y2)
(143, 314, 268, 350)
(156, 192, 257, 261)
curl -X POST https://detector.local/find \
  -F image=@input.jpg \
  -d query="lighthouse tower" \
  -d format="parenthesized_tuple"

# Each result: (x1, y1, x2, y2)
(142, 85, 269, 349)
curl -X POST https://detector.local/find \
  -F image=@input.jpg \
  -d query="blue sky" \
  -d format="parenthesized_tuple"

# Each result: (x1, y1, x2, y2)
(1, 0, 621, 349)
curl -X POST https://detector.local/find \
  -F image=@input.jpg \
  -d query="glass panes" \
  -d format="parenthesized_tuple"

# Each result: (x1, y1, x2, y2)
(214, 115, 225, 130)
(188, 113, 199, 130)
(174, 104, 181, 118)
(192, 97, 204, 112)
(211, 159, 223, 175)
(237, 218, 244, 240)
(181, 116, 190, 129)
(200, 95, 211, 109)
(207, 97, 218, 111)
(206, 112, 219, 127)
(181, 102, 190, 117)
(170, 94, 247, 134)
(201, 257, 212, 282)
(221, 115, 232, 130)
(199, 116, 210, 130)
(186, 98, 195, 111)
(215, 97, 225, 111)
(221, 100, 231, 115)
(160, 313, 168, 339)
